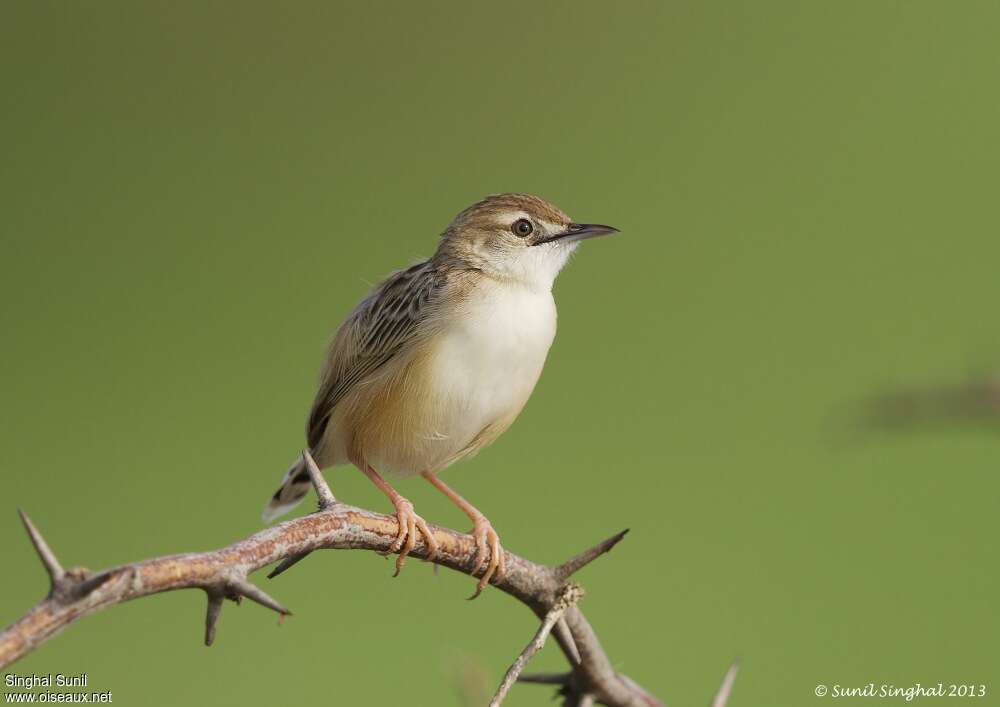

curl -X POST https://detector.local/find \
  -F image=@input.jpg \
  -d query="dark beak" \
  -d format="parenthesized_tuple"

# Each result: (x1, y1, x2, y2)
(531, 222, 620, 246)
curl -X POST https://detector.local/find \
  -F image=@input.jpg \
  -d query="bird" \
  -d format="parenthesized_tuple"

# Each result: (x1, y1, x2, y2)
(262, 193, 619, 596)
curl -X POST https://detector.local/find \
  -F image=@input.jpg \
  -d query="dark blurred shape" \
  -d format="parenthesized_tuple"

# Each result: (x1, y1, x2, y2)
(455, 657, 491, 707)
(867, 373, 1000, 431)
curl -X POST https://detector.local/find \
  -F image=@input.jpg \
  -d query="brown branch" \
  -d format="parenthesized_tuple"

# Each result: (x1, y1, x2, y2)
(490, 583, 583, 706)
(516, 659, 737, 707)
(1, 465, 666, 707)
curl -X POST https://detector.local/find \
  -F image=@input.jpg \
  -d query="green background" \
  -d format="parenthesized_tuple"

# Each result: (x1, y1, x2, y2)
(2, 2, 998, 705)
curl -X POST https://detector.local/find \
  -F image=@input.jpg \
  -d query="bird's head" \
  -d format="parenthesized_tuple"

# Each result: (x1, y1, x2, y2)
(436, 193, 618, 290)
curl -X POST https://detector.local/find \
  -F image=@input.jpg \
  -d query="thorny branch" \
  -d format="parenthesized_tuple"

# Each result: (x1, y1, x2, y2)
(490, 583, 584, 707)
(1, 451, 737, 706)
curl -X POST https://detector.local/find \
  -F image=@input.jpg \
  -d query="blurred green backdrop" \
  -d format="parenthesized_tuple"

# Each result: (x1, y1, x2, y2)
(2, 2, 998, 705)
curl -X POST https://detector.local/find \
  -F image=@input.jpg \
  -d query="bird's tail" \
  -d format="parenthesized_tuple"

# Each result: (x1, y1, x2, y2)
(261, 456, 313, 523)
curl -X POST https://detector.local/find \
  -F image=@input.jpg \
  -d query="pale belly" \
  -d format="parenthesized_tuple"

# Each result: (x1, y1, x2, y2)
(333, 284, 558, 475)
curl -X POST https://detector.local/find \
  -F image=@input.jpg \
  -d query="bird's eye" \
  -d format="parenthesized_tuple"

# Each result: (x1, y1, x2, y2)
(512, 219, 533, 238)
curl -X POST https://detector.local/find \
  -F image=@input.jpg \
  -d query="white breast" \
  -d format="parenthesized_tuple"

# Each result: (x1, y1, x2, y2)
(423, 280, 557, 464)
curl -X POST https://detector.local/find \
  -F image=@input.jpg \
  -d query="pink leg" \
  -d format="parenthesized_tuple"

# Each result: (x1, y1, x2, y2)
(421, 471, 505, 598)
(361, 465, 439, 575)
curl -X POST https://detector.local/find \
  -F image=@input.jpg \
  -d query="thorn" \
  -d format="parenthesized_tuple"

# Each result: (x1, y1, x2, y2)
(18, 509, 65, 587)
(556, 529, 629, 579)
(228, 577, 291, 617)
(71, 571, 114, 599)
(517, 672, 571, 685)
(204, 591, 224, 646)
(267, 551, 313, 579)
(302, 449, 336, 509)
(711, 660, 740, 707)
(553, 617, 581, 665)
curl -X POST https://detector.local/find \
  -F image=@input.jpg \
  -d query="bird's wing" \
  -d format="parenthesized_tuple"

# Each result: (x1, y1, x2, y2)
(306, 259, 447, 451)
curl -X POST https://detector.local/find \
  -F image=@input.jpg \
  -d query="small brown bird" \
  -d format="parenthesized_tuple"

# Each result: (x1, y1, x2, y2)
(263, 193, 618, 595)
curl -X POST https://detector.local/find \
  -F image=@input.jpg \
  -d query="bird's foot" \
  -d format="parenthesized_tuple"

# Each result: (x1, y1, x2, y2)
(468, 514, 505, 599)
(388, 497, 439, 576)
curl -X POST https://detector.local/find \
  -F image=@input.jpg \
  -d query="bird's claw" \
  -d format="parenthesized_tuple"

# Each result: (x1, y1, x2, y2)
(468, 515, 505, 599)
(389, 497, 439, 576)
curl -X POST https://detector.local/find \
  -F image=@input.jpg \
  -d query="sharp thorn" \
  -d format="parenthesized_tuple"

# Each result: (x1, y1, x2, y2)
(556, 529, 630, 579)
(711, 660, 740, 707)
(71, 571, 114, 599)
(18, 509, 65, 586)
(301, 449, 336, 509)
(517, 672, 572, 685)
(554, 617, 581, 665)
(228, 578, 291, 616)
(204, 592, 224, 646)
(267, 551, 313, 579)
